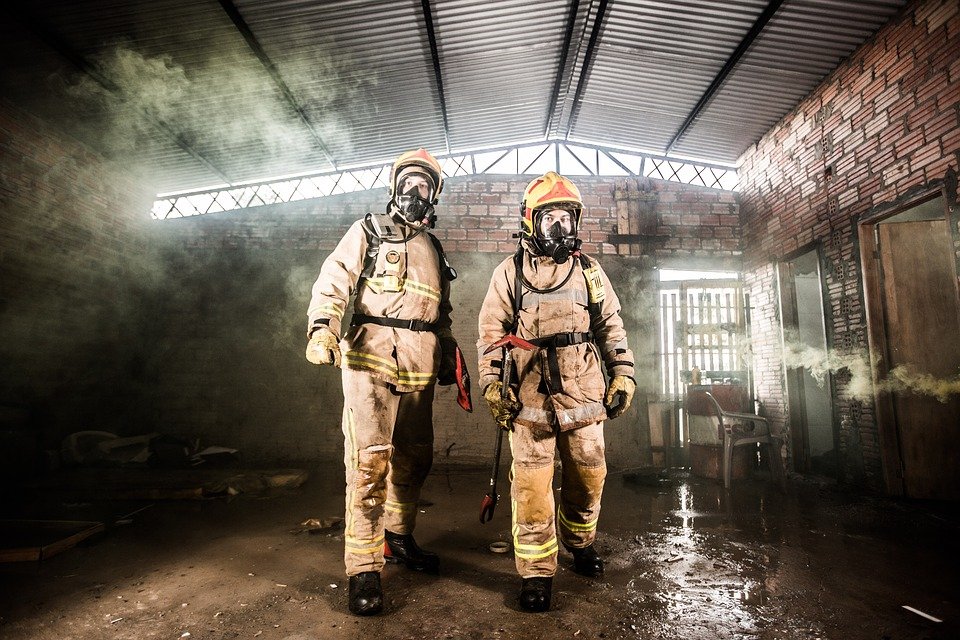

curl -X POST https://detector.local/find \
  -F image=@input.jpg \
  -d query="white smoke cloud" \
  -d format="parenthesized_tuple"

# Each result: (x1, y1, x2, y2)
(60, 39, 375, 186)
(877, 365, 960, 403)
(779, 336, 960, 403)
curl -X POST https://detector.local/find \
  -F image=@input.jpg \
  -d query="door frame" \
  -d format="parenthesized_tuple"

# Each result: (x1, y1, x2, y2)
(858, 184, 959, 496)
(777, 243, 836, 475)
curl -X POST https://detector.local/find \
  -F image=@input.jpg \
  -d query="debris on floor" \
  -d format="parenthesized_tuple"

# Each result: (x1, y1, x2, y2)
(0, 519, 105, 562)
(291, 517, 344, 535)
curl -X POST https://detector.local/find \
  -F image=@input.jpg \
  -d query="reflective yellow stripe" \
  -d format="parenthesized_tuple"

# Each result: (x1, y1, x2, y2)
(385, 499, 415, 514)
(510, 442, 559, 560)
(513, 538, 559, 553)
(346, 350, 397, 371)
(514, 538, 559, 560)
(345, 408, 358, 538)
(362, 277, 440, 302)
(309, 302, 345, 320)
(346, 545, 384, 555)
(398, 371, 436, 382)
(558, 506, 597, 532)
(344, 352, 436, 384)
(345, 534, 385, 552)
(363, 278, 385, 293)
(403, 279, 441, 302)
(344, 352, 399, 380)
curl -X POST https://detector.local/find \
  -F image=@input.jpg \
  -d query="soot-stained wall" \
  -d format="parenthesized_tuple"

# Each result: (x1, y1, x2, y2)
(0, 98, 157, 472)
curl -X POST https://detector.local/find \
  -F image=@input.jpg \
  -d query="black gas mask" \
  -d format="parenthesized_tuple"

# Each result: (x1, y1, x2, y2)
(532, 213, 581, 264)
(392, 174, 437, 228)
(394, 189, 435, 226)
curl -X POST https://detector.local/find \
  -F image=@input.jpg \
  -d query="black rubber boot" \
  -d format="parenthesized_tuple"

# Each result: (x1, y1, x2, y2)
(384, 530, 440, 574)
(519, 577, 552, 612)
(568, 544, 604, 577)
(348, 571, 383, 616)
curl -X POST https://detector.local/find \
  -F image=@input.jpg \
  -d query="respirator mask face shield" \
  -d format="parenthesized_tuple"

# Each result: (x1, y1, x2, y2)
(393, 172, 436, 228)
(533, 208, 580, 263)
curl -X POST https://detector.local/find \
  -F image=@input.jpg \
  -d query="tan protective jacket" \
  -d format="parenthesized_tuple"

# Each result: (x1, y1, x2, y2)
(307, 218, 452, 392)
(477, 249, 634, 432)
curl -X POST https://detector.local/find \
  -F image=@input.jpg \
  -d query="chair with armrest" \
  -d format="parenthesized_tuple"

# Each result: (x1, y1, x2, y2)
(703, 391, 786, 492)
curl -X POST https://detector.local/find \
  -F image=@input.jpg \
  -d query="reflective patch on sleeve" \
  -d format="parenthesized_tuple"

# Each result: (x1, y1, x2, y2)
(309, 302, 345, 320)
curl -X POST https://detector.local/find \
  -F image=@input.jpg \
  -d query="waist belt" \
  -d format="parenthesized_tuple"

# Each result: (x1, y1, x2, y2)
(351, 313, 438, 332)
(528, 331, 594, 392)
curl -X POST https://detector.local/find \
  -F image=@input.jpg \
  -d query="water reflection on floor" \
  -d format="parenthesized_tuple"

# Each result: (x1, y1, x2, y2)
(587, 468, 960, 639)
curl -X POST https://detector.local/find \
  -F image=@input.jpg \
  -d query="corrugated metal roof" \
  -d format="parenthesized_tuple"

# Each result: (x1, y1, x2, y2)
(669, 0, 906, 162)
(0, 0, 909, 193)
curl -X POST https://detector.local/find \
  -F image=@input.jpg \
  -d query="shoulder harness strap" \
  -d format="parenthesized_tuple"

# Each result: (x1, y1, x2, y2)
(427, 232, 458, 281)
(578, 253, 601, 327)
(359, 213, 457, 283)
(359, 213, 381, 280)
(512, 248, 524, 333)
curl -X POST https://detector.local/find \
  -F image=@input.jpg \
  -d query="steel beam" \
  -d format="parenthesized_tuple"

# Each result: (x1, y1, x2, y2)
(217, 0, 338, 169)
(665, 0, 785, 155)
(10, 7, 235, 185)
(562, 0, 611, 140)
(420, 0, 451, 154)
(544, 0, 581, 138)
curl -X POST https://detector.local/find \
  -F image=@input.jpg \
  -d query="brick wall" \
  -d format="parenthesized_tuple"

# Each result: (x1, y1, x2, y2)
(177, 176, 741, 263)
(153, 175, 740, 466)
(737, 0, 960, 487)
(0, 98, 156, 464)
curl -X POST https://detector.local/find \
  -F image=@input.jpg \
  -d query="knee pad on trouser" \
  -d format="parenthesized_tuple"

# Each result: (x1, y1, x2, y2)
(512, 464, 559, 577)
(558, 462, 606, 548)
(345, 444, 393, 574)
(385, 441, 432, 535)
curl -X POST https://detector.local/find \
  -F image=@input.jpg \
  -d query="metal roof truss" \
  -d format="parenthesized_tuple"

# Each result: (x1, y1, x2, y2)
(152, 141, 737, 219)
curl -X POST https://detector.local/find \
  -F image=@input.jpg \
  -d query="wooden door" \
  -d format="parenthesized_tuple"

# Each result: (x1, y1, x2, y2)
(877, 219, 960, 499)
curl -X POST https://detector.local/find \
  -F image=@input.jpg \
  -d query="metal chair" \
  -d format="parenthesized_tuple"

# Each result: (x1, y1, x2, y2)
(703, 391, 786, 492)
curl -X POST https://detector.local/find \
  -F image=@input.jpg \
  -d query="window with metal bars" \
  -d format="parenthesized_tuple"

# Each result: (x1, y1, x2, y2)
(657, 271, 747, 399)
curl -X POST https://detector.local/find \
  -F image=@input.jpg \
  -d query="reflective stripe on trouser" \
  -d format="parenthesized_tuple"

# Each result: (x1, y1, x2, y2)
(509, 421, 606, 577)
(341, 368, 434, 576)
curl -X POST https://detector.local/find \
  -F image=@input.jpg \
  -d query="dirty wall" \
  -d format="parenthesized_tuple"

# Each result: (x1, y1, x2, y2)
(0, 98, 158, 473)
(152, 176, 740, 467)
(736, 0, 960, 489)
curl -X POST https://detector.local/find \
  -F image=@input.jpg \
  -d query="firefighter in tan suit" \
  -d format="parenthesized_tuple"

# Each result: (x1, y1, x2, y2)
(478, 172, 636, 612)
(306, 149, 463, 616)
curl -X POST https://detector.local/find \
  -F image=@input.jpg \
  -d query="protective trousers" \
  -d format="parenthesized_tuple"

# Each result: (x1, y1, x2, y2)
(509, 421, 606, 577)
(341, 368, 434, 576)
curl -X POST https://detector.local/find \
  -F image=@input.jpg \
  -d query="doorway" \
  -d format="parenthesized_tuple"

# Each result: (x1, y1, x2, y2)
(860, 194, 960, 499)
(778, 248, 836, 476)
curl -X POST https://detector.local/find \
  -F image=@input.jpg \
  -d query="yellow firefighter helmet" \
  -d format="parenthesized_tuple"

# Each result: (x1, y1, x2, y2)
(519, 171, 583, 238)
(520, 171, 583, 264)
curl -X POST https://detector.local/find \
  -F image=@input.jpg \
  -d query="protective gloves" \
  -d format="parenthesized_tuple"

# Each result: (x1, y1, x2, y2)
(604, 375, 636, 419)
(305, 326, 341, 367)
(483, 381, 521, 430)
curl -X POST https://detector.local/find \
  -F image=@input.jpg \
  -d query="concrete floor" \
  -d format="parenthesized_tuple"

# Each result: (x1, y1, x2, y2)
(1, 466, 958, 640)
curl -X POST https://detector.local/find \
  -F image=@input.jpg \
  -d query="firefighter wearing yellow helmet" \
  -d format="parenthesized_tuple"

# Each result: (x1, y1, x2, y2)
(305, 148, 471, 616)
(477, 171, 636, 612)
